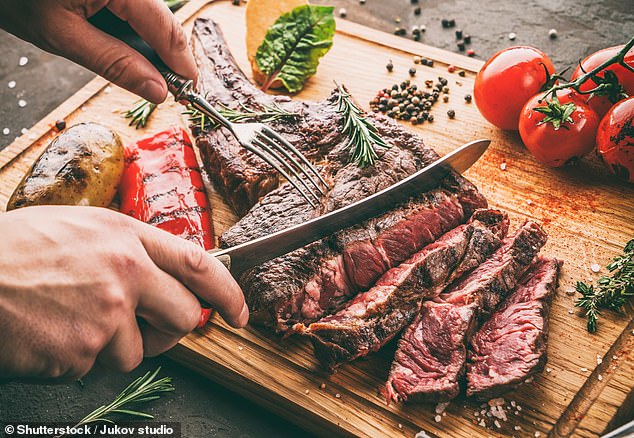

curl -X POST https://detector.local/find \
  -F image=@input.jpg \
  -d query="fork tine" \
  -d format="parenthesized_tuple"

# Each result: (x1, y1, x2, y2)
(245, 139, 317, 208)
(251, 137, 322, 202)
(255, 132, 326, 196)
(260, 126, 329, 189)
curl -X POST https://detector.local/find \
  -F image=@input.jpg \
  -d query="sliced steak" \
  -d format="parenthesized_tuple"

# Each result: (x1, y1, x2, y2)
(466, 257, 562, 399)
(385, 221, 547, 403)
(295, 209, 509, 370)
(194, 19, 488, 331)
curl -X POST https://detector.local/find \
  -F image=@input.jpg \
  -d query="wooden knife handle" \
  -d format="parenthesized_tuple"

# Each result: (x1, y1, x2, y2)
(208, 249, 232, 271)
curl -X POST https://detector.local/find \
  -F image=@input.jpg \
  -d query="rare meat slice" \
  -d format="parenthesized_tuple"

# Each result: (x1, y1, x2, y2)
(466, 257, 562, 399)
(233, 182, 482, 331)
(295, 209, 509, 370)
(385, 221, 547, 403)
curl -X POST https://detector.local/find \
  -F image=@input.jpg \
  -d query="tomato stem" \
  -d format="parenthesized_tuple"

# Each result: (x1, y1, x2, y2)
(542, 35, 634, 100)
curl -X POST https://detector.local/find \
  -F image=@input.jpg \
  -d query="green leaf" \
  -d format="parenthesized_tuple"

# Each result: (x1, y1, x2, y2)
(255, 5, 335, 93)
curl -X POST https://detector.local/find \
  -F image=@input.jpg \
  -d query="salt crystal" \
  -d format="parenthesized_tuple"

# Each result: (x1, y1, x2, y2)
(598, 374, 603, 381)
(27, 133, 36, 140)
(415, 432, 432, 438)
(613, 355, 618, 360)
(597, 355, 603, 365)
(526, 199, 533, 205)
(478, 419, 486, 427)
(238, 346, 243, 351)
(494, 420, 501, 428)
(510, 400, 517, 407)
(7, 80, 16, 89)
(435, 402, 450, 414)
(104, 86, 112, 94)
(19, 56, 28, 66)
(500, 162, 507, 171)
(2, 128, 9, 135)
(21, 128, 28, 135)
(590, 263, 601, 273)
(335, 393, 341, 398)
(320, 383, 326, 389)
(398, 424, 402, 430)
(517, 405, 522, 411)
(434, 415, 442, 422)
(514, 411, 520, 415)
(546, 367, 552, 373)
(18, 99, 27, 107)
(514, 425, 522, 431)
(565, 287, 576, 295)
(568, 309, 574, 314)
(581, 367, 588, 372)
(508, 32, 517, 40)
(535, 432, 541, 437)
(525, 376, 534, 383)
(305, 389, 310, 394)
(442, 412, 446, 417)
(474, 412, 480, 417)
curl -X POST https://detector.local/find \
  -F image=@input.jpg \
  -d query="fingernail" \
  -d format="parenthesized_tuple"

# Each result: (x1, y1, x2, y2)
(139, 79, 167, 104)
(238, 302, 249, 327)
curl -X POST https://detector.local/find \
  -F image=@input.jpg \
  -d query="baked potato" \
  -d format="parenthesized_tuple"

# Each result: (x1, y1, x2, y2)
(7, 123, 124, 210)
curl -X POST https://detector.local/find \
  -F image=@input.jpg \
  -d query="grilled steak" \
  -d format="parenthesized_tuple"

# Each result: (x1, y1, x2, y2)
(385, 221, 547, 403)
(191, 19, 487, 331)
(295, 209, 509, 370)
(466, 257, 561, 399)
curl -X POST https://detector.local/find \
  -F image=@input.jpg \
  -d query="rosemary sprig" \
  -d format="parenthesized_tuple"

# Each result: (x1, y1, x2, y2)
(332, 82, 389, 168)
(164, 0, 188, 10)
(575, 238, 634, 333)
(124, 99, 158, 129)
(184, 101, 299, 131)
(59, 367, 174, 437)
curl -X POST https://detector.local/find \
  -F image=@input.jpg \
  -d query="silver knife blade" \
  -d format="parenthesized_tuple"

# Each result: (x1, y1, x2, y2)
(212, 139, 490, 277)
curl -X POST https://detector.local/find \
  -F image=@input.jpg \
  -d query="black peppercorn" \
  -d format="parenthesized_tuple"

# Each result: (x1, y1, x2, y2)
(409, 67, 417, 77)
(457, 41, 466, 51)
(414, 6, 421, 15)
(463, 34, 471, 44)
(386, 61, 394, 72)
(413, 34, 421, 41)
(428, 114, 434, 122)
(455, 29, 463, 39)
(441, 19, 450, 28)
(392, 84, 399, 90)
(447, 109, 456, 119)
(464, 94, 472, 103)
(439, 77, 448, 85)
(232, 0, 240, 5)
(55, 119, 66, 131)
(458, 70, 466, 77)
(378, 105, 387, 112)
(443, 95, 449, 103)
(448, 19, 456, 27)
(427, 59, 434, 67)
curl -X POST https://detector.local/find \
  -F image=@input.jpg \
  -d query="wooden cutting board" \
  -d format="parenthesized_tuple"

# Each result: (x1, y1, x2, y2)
(1, 1, 632, 436)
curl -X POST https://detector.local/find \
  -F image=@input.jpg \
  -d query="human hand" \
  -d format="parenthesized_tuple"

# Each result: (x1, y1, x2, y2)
(0, 206, 247, 381)
(0, 0, 197, 103)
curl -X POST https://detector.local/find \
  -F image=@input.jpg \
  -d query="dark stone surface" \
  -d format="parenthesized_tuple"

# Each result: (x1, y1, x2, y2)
(0, 1, 632, 436)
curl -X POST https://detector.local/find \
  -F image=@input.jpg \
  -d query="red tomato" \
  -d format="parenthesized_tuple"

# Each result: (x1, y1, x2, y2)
(519, 90, 600, 167)
(475, 46, 555, 130)
(596, 97, 634, 182)
(571, 45, 634, 117)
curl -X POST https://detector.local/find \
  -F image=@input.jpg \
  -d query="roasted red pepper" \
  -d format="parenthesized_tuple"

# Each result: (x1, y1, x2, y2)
(119, 127, 214, 327)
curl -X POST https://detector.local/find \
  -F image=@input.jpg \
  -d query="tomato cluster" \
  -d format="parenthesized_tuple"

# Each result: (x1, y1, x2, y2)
(474, 44, 634, 182)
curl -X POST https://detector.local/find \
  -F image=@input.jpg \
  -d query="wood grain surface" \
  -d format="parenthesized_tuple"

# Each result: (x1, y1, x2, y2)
(0, 1, 632, 437)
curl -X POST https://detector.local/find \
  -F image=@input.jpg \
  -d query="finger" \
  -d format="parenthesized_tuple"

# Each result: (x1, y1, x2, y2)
(96, 312, 144, 373)
(107, 0, 198, 81)
(43, 10, 167, 102)
(135, 264, 202, 337)
(137, 224, 249, 328)
(140, 325, 181, 357)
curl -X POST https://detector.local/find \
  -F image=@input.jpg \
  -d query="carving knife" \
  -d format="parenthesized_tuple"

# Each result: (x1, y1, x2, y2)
(213, 139, 490, 277)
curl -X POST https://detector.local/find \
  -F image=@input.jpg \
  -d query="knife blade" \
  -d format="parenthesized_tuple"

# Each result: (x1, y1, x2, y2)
(212, 139, 490, 277)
